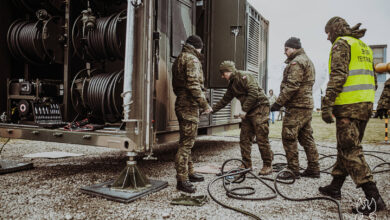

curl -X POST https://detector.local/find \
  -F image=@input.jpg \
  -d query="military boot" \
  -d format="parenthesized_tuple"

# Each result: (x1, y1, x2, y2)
(318, 175, 345, 200)
(189, 173, 204, 182)
(258, 165, 272, 175)
(352, 182, 387, 215)
(300, 169, 320, 178)
(177, 180, 196, 193)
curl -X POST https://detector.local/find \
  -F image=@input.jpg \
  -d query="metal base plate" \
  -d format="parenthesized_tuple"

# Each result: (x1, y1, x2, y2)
(0, 160, 34, 175)
(81, 179, 168, 203)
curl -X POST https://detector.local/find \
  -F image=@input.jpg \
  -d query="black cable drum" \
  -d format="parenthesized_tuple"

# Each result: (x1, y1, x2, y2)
(72, 10, 127, 61)
(71, 69, 123, 123)
(7, 17, 64, 65)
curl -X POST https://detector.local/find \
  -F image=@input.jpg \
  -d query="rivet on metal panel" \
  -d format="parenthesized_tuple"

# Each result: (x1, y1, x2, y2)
(83, 135, 91, 140)
(53, 133, 63, 137)
(32, 131, 40, 135)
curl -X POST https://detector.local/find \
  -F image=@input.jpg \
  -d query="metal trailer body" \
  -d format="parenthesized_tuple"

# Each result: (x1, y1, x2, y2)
(0, 0, 269, 156)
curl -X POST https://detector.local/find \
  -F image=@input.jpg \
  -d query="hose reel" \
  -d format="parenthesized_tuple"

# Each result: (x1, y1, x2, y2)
(72, 10, 127, 61)
(7, 13, 64, 65)
(71, 69, 123, 123)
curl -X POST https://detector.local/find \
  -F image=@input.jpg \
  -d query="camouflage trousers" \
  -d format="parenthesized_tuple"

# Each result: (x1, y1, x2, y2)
(175, 116, 198, 181)
(240, 105, 273, 168)
(332, 118, 373, 186)
(282, 108, 319, 173)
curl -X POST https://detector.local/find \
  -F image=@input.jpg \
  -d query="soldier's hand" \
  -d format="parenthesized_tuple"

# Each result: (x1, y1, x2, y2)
(375, 109, 388, 119)
(321, 107, 334, 124)
(202, 106, 213, 115)
(270, 103, 281, 112)
(233, 113, 246, 120)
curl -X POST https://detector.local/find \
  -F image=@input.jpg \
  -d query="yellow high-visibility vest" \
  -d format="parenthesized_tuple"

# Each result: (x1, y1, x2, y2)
(328, 36, 375, 105)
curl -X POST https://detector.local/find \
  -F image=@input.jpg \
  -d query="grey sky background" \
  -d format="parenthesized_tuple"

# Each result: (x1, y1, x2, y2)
(248, 0, 390, 108)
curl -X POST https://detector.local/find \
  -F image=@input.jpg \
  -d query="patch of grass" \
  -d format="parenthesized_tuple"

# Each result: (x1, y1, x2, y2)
(214, 113, 387, 144)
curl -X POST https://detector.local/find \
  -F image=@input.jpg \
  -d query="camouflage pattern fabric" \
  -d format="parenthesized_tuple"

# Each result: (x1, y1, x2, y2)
(212, 70, 269, 113)
(174, 116, 198, 181)
(377, 78, 390, 110)
(324, 17, 374, 187)
(212, 69, 271, 168)
(275, 48, 315, 109)
(240, 105, 273, 168)
(322, 19, 376, 121)
(172, 44, 211, 123)
(282, 108, 319, 173)
(331, 118, 373, 186)
(172, 44, 210, 181)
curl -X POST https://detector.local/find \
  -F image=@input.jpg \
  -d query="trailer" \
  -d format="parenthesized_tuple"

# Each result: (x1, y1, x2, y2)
(0, 0, 269, 202)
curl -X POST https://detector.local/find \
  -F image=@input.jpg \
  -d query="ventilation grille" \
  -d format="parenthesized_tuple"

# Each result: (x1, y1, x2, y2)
(212, 89, 231, 124)
(248, 16, 260, 69)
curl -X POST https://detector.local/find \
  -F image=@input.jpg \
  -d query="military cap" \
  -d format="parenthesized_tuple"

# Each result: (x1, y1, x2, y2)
(186, 35, 203, 49)
(219, 61, 236, 73)
(285, 37, 301, 49)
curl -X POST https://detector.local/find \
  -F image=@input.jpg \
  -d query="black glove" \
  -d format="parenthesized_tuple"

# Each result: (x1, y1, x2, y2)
(375, 109, 388, 119)
(321, 107, 334, 124)
(270, 103, 282, 112)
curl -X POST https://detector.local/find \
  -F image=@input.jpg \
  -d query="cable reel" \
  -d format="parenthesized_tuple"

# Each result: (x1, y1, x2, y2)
(71, 69, 123, 123)
(72, 10, 127, 61)
(6, 11, 64, 65)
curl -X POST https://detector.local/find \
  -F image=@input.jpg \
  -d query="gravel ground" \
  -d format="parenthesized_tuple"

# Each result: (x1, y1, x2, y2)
(0, 136, 389, 220)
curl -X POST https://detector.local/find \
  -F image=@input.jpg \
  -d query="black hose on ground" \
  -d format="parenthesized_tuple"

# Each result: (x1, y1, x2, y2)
(207, 146, 390, 220)
(273, 169, 344, 220)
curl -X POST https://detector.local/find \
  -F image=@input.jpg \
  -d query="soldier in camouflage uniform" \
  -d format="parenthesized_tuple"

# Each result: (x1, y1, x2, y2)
(172, 35, 212, 193)
(270, 37, 320, 180)
(319, 17, 386, 215)
(375, 78, 390, 118)
(212, 61, 273, 175)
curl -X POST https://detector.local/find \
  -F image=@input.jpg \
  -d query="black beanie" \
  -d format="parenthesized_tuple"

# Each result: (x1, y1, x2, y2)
(284, 37, 301, 49)
(185, 35, 203, 49)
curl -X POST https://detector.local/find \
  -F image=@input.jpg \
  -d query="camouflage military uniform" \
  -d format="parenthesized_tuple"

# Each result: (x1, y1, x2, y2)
(322, 37, 374, 186)
(275, 48, 319, 174)
(213, 70, 272, 168)
(377, 78, 390, 111)
(172, 44, 210, 181)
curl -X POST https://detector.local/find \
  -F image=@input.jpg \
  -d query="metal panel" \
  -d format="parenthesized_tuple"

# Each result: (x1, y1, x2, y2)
(246, 4, 269, 90)
(208, 0, 247, 88)
(171, 0, 195, 57)
(211, 89, 231, 124)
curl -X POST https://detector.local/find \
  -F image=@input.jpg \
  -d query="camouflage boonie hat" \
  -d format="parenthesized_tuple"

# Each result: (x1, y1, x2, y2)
(219, 61, 236, 73)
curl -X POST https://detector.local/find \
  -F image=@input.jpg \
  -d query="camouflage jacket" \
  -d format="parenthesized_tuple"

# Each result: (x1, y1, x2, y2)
(377, 78, 390, 110)
(172, 44, 210, 123)
(275, 48, 315, 109)
(212, 70, 269, 114)
(323, 38, 376, 120)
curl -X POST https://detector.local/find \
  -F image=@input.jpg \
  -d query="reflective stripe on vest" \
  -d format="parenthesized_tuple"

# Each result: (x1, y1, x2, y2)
(328, 36, 375, 105)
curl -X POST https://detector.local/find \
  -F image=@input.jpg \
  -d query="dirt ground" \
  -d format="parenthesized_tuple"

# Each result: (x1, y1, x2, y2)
(0, 134, 389, 220)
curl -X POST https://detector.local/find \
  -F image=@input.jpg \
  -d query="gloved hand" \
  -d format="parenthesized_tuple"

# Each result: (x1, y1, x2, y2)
(374, 109, 388, 119)
(234, 113, 246, 120)
(270, 103, 282, 112)
(321, 107, 334, 124)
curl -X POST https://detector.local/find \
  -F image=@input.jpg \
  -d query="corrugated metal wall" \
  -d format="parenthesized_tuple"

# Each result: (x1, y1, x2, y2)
(246, 4, 268, 89)
(211, 89, 231, 124)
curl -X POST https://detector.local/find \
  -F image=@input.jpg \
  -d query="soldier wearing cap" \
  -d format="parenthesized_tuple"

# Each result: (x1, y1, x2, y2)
(319, 17, 385, 215)
(172, 35, 213, 193)
(212, 61, 273, 175)
(271, 37, 320, 180)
